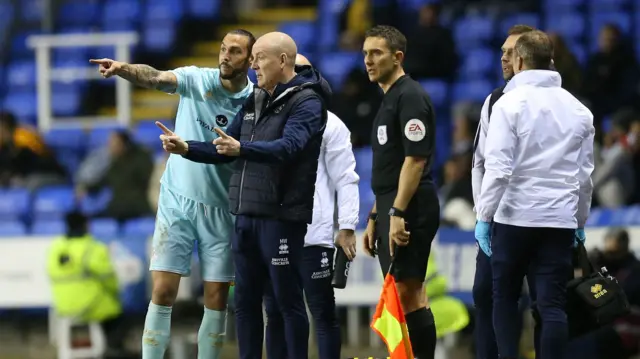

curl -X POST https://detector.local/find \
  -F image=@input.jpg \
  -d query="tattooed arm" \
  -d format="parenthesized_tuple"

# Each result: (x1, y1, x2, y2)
(116, 64, 178, 93)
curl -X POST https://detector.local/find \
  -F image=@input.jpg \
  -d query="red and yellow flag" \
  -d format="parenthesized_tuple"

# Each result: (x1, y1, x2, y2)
(370, 273, 414, 359)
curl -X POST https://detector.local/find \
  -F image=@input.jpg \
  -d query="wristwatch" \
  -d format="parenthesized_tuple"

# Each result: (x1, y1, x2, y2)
(368, 212, 378, 222)
(388, 207, 406, 218)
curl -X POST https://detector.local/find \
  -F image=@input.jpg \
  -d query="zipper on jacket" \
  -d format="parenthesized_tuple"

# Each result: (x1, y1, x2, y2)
(236, 128, 256, 213)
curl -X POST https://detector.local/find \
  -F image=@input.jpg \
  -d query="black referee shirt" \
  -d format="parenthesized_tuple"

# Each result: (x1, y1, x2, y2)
(370, 75, 436, 196)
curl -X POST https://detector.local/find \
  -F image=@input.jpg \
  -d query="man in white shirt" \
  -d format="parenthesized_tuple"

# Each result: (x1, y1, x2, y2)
(474, 31, 595, 359)
(262, 54, 360, 359)
(471, 24, 535, 359)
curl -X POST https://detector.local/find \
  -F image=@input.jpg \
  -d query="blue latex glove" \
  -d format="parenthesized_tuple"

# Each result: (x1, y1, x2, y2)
(574, 228, 586, 247)
(475, 220, 492, 256)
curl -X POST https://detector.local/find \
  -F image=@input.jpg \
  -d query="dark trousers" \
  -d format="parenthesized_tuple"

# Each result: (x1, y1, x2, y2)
(474, 244, 540, 359)
(264, 246, 341, 359)
(232, 215, 310, 359)
(491, 223, 573, 359)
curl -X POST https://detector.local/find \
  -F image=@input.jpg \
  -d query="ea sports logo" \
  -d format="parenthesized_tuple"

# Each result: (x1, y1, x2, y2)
(404, 119, 426, 142)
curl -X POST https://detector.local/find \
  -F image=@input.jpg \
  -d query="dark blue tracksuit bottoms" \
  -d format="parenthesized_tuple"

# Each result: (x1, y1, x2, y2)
(232, 215, 310, 359)
(491, 222, 573, 359)
(264, 245, 341, 359)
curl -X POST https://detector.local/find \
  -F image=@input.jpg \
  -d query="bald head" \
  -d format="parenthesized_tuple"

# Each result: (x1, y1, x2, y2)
(255, 32, 297, 66)
(295, 54, 312, 67)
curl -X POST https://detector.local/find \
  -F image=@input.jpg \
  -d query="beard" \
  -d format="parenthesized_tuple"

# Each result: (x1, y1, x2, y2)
(220, 62, 247, 80)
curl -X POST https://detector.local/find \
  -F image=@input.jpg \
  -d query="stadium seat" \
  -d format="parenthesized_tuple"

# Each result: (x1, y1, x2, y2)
(88, 125, 125, 149)
(588, 0, 629, 12)
(188, 0, 220, 19)
(57, 0, 100, 26)
(31, 219, 66, 236)
(453, 16, 494, 49)
(318, 52, 361, 91)
(101, 0, 141, 26)
(353, 147, 373, 180)
(134, 121, 166, 153)
(33, 186, 76, 220)
(451, 80, 493, 103)
(90, 218, 120, 238)
(418, 80, 449, 108)
(459, 48, 495, 80)
(11, 31, 41, 58)
(19, 0, 42, 23)
(0, 221, 28, 237)
(145, 0, 184, 21)
(44, 128, 86, 151)
(123, 217, 156, 238)
(609, 206, 640, 225)
(278, 21, 316, 54)
(499, 13, 540, 36)
(2, 92, 37, 120)
(0, 188, 30, 220)
(248, 70, 257, 84)
(543, 0, 585, 11)
(0, 2, 14, 27)
(545, 13, 586, 40)
(52, 87, 83, 117)
(80, 189, 113, 216)
(55, 151, 81, 176)
(143, 22, 177, 52)
(6, 60, 36, 89)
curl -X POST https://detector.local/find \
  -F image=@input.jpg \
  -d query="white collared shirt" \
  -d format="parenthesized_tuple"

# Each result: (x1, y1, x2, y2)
(475, 70, 595, 228)
(306, 111, 360, 248)
(472, 94, 492, 209)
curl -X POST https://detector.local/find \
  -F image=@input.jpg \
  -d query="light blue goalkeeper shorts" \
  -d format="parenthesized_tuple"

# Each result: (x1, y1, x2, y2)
(149, 186, 234, 282)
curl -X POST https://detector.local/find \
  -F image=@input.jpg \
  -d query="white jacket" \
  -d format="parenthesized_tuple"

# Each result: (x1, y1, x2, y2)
(306, 111, 360, 248)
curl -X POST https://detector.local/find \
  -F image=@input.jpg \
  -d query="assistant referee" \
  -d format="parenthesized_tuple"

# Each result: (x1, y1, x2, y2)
(361, 25, 440, 359)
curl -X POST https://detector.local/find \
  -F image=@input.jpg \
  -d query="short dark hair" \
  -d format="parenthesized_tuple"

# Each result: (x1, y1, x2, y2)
(65, 211, 87, 237)
(227, 29, 256, 54)
(514, 30, 554, 70)
(607, 228, 630, 251)
(365, 25, 407, 55)
(508, 24, 535, 36)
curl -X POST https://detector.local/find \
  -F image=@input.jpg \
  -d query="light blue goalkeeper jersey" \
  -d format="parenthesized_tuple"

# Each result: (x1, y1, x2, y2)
(160, 66, 253, 208)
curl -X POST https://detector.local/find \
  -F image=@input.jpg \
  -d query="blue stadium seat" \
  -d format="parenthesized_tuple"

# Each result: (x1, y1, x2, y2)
(6, 60, 36, 89)
(499, 13, 540, 36)
(609, 206, 640, 225)
(101, 21, 138, 33)
(90, 218, 120, 238)
(451, 80, 493, 103)
(57, 0, 100, 26)
(145, 0, 184, 21)
(123, 217, 156, 237)
(588, 0, 628, 12)
(88, 125, 125, 149)
(31, 219, 66, 235)
(418, 80, 448, 108)
(33, 186, 76, 220)
(0, 2, 14, 27)
(0, 221, 28, 237)
(543, 0, 584, 11)
(188, 0, 220, 19)
(101, 0, 141, 26)
(459, 48, 495, 80)
(248, 70, 257, 84)
(397, 0, 437, 10)
(278, 21, 316, 54)
(589, 12, 631, 50)
(453, 16, 494, 49)
(11, 31, 41, 58)
(53, 47, 89, 68)
(44, 128, 86, 151)
(143, 22, 177, 52)
(55, 150, 81, 176)
(357, 181, 375, 229)
(80, 189, 112, 216)
(52, 86, 83, 117)
(318, 52, 361, 91)
(0, 188, 30, 220)
(2, 92, 37, 120)
(353, 147, 373, 180)
(20, 0, 43, 23)
(545, 13, 586, 40)
(134, 121, 166, 153)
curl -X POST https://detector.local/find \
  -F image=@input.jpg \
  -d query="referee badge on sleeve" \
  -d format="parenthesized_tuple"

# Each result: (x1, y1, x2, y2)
(377, 125, 388, 145)
(404, 119, 426, 142)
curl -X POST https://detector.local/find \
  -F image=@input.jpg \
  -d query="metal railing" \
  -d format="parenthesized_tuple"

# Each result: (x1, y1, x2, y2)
(26, 32, 139, 132)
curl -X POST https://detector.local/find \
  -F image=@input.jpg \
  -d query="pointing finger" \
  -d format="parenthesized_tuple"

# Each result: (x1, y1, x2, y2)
(155, 121, 174, 135)
(214, 127, 229, 139)
(89, 59, 108, 64)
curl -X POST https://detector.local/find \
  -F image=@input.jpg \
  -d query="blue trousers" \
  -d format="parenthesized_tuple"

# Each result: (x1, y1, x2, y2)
(264, 245, 341, 359)
(232, 215, 310, 359)
(474, 245, 540, 359)
(491, 223, 573, 359)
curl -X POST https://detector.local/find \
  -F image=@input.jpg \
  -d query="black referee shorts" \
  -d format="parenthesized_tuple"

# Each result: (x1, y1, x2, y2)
(375, 186, 440, 282)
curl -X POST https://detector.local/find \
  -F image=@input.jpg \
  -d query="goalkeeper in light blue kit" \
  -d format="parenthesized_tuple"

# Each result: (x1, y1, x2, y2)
(89, 29, 255, 359)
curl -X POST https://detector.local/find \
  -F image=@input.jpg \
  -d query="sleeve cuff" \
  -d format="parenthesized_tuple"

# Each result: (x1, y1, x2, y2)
(338, 223, 357, 231)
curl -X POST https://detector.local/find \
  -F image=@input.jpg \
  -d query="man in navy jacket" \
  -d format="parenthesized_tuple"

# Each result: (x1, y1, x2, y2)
(157, 32, 330, 359)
